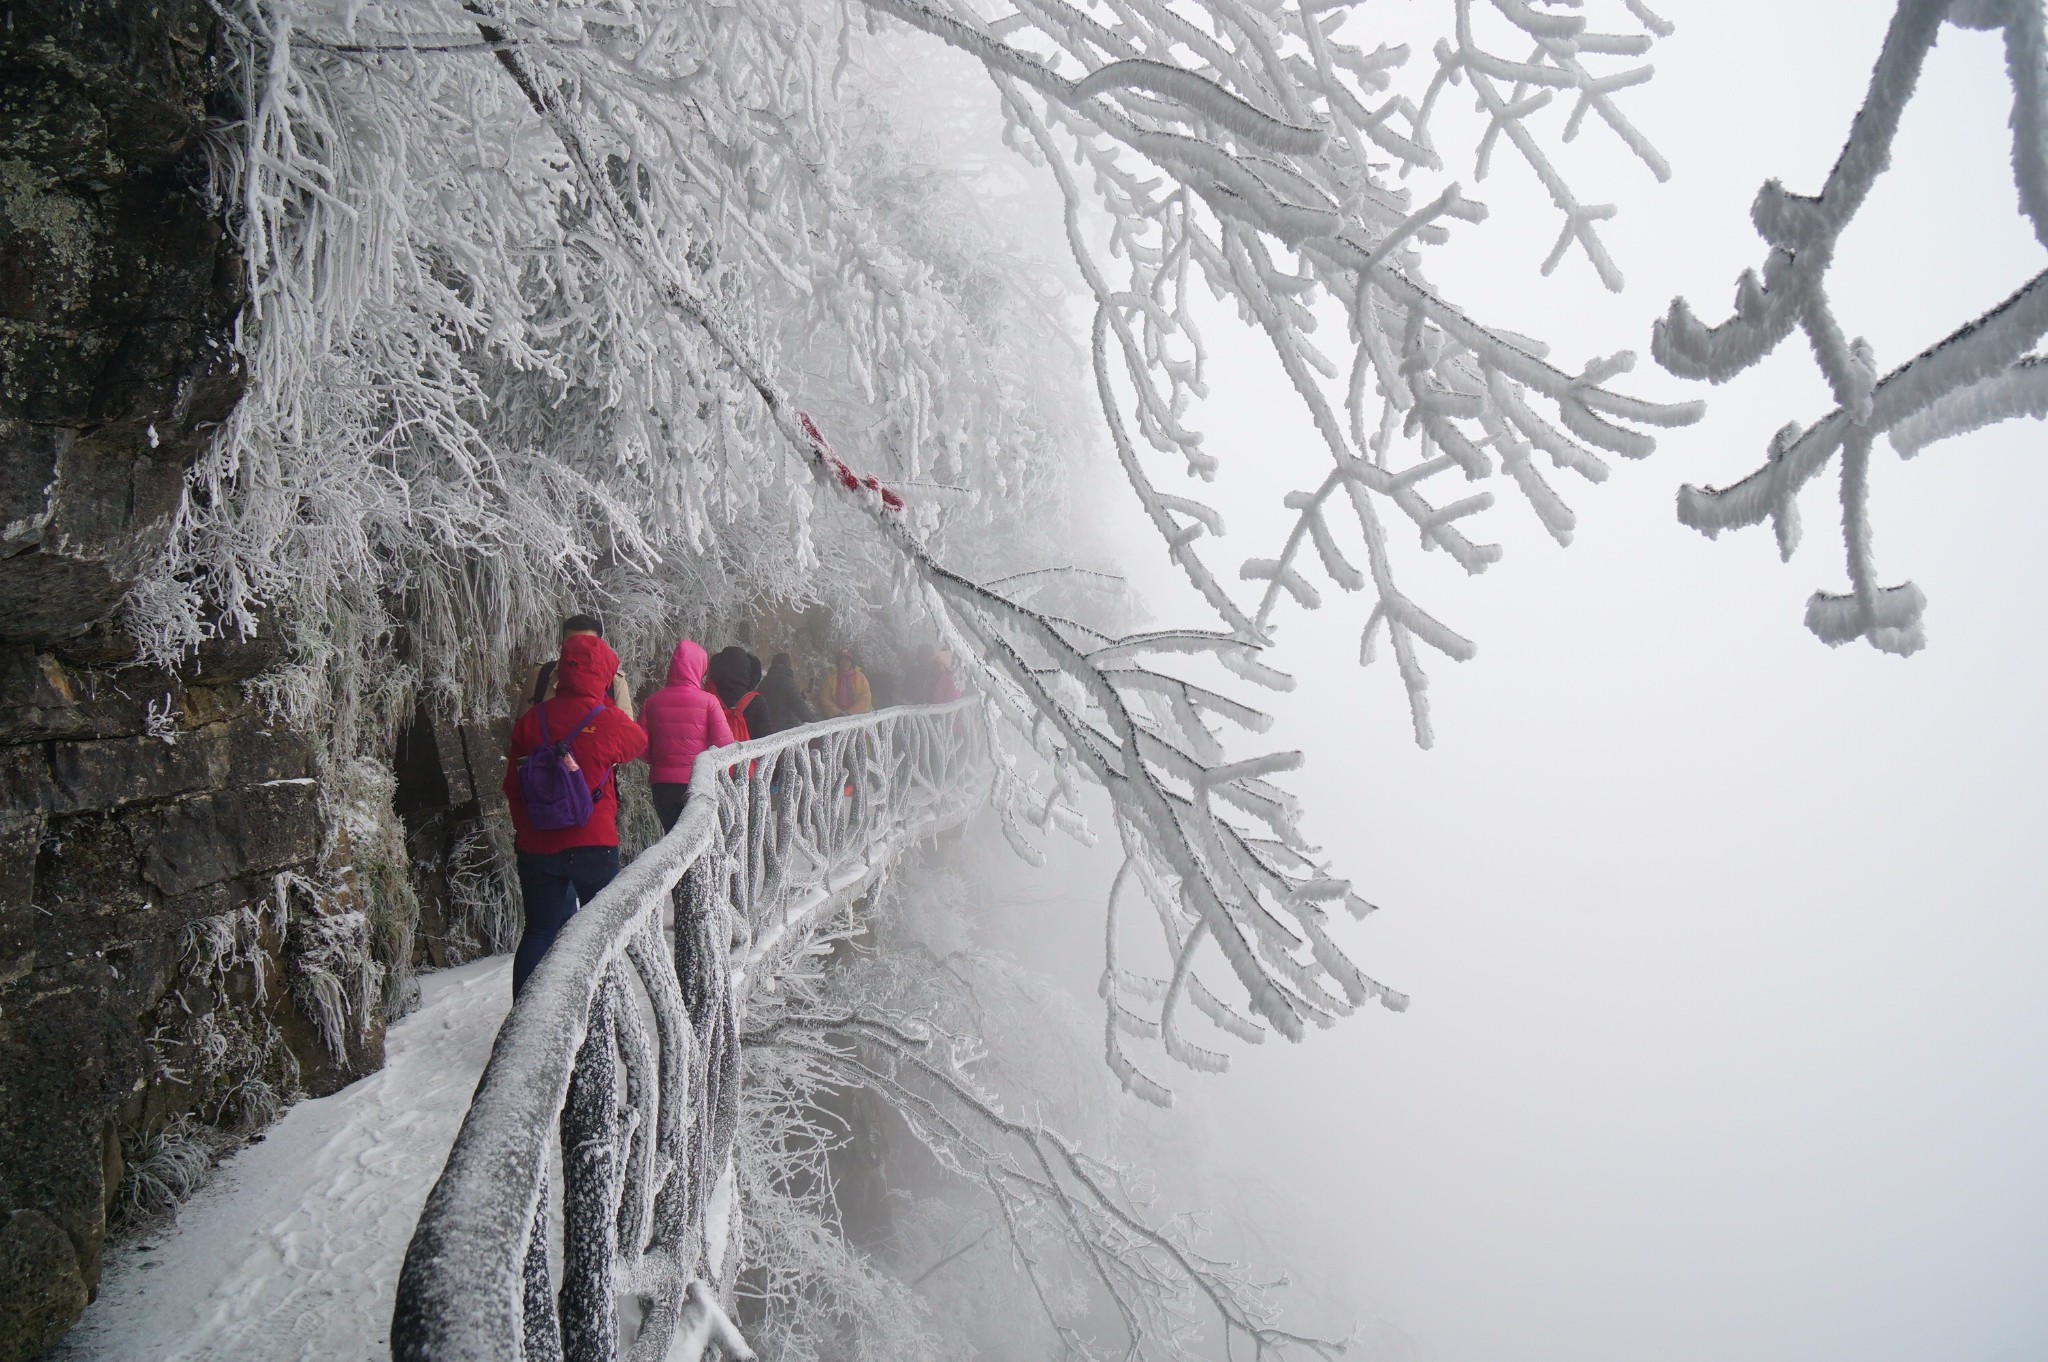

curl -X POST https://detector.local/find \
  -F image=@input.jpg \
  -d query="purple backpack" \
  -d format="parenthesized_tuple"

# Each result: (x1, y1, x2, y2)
(517, 703, 612, 830)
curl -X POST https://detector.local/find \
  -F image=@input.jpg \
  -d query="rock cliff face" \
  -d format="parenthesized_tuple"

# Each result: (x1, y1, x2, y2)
(0, 0, 244, 645)
(0, 6, 561, 1352)
(0, 5, 388, 1356)
(0, 639, 377, 1357)
(393, 701, 520, 971)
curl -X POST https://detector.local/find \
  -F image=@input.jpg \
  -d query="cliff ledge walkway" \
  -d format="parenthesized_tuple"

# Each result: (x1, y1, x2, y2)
(57, 701, 987, 1362)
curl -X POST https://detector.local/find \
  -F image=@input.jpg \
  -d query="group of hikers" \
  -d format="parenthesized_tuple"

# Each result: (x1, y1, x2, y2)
(501, 614, 961, 992)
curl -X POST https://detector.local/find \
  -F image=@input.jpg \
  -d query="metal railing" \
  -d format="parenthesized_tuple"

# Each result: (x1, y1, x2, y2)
(392, 700, 987, 1361)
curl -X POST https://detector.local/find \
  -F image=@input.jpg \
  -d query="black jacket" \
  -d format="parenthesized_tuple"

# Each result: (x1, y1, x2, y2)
(752, 659, 815, 738)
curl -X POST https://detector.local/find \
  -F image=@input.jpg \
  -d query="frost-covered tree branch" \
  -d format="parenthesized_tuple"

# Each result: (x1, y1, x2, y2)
(740, 896, 1346, 1361)
(809, 0, 1701, 1093)
(918, 0, 1705, 748)
(1652, 0, 2048, 654)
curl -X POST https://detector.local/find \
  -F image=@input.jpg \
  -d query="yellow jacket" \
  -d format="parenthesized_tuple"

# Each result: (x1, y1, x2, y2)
(816, 668, 874, 717)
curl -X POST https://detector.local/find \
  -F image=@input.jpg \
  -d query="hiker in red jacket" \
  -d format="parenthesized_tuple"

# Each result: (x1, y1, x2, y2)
(641, 639, 734, 833)
(504, 633, 647, 994)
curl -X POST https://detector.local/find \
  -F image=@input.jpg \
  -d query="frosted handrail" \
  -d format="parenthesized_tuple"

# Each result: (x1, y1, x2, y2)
(392, 700, 987, 1362)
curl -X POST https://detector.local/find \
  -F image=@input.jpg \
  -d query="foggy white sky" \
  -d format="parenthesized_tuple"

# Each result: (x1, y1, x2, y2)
(951, 5, 2048, 1361)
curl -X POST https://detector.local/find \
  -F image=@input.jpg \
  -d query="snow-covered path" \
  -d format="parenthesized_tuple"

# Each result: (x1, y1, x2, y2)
(58, 959, 511, 1362)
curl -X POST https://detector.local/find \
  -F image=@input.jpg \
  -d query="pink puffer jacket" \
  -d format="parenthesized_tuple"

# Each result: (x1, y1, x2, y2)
(642, 640, 734, 783)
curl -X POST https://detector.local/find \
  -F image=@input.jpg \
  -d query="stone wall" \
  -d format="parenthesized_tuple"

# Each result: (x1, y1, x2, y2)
(0, 639, 383, 1357)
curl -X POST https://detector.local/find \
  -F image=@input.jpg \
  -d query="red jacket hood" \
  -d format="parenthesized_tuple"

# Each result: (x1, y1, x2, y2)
(666, 639, 709, 690)
(555, 634, 621, 702)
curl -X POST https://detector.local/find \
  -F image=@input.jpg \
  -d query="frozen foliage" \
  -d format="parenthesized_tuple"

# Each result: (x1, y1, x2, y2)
(1652, 0, 2048, 654)
(144, 886, 299, 1137)
(163, 0, 1701, 1110)
(117, 1117, 218, 1222)
(131, 865, 393, 1224)
(328, 753, 426, 1019)
(442, 824, 522, 962)
(739, 868, 1348, 1362)
(732, 1046, 944, 1362)
(141, 0, 1093, 724)
(286, 892, 388, 1063)
(145, 692, 181, 745)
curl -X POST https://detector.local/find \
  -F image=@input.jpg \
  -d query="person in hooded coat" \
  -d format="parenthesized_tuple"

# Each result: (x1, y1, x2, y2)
(916, 644, 961, 704)
(815, 648, 873, 717)
(528, 612, 615, 708)
(750, 652, 814, 738)
(705, 645, 769, 740)
(504, 633, 648, 994)
(642, 639, 734, 833)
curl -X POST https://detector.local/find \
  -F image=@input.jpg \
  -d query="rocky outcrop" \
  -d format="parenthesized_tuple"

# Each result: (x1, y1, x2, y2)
(0, 4, 351, 1356)
(0, 639, 385, 1359)
(0, 0, 244, 649)
(393, 702, 520, 970)
(0, 6, 552, 1353)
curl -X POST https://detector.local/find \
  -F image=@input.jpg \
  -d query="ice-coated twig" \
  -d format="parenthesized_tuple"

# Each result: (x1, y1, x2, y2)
(1653, 0, 2048, 654)
(748, 971, 1349, 1362)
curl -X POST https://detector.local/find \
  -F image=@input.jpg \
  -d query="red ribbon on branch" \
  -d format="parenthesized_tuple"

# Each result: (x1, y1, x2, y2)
(798, 411, 905, 512)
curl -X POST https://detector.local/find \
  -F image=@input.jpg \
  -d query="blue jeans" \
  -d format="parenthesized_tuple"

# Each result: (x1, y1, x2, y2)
(513, 845, 620, 995)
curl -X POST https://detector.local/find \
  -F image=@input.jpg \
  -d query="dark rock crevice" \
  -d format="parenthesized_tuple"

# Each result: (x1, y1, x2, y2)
(394, 699, 520, 971)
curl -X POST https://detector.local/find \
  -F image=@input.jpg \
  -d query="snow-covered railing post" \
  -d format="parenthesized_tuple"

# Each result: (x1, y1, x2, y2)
(559, 981, 622, 1362)
(676, 850, 738, 1290)
(523, 1174, 561, 1361)
(392, 701, 988, 1362)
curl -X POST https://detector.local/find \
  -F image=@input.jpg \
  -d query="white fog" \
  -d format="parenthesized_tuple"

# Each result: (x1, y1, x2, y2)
(941, 5, 2048, 1361)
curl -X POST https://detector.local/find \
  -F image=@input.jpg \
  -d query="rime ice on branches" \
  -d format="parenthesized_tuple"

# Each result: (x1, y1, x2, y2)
(1653, 0, 2048, 656)
(842, 0, 1702, 1097)
(162, 0, 1701, 1102)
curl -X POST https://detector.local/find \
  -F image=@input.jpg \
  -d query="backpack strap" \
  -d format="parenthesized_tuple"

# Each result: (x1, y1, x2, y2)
(567, 703, 615, 799)
(566, 703, 608, 744)
(532, 702, 606, 751)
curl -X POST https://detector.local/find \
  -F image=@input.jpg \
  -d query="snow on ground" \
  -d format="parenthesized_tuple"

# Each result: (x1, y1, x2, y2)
(57, 959, 511, 1362)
